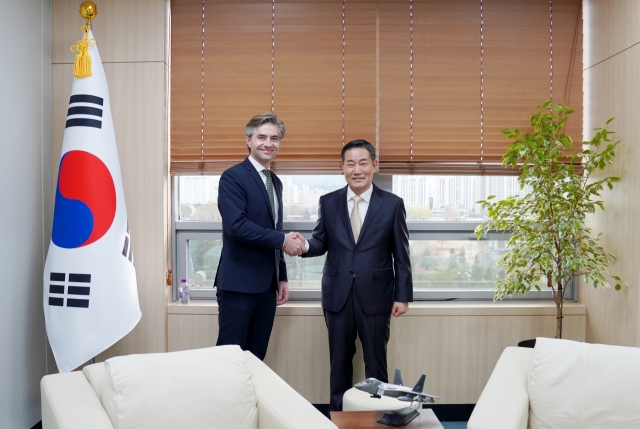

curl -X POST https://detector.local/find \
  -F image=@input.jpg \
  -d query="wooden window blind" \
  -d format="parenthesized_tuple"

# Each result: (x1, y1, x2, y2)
(171, 0, 274, 174)
(171, 0, 582, 175)
(378, 0, 484, 173)
(480, 0, 583, 164)
(269, 0, 377, 173)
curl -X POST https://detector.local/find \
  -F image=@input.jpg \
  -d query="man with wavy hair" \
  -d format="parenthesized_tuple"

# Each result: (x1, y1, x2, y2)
(214, 113, 305, 360)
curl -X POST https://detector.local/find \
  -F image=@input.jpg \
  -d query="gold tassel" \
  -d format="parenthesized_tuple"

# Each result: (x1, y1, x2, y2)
(70, 25, 95, 78)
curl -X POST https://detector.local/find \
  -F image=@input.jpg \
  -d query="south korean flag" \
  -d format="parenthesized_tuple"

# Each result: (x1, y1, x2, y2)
(44, 29, 141, 373)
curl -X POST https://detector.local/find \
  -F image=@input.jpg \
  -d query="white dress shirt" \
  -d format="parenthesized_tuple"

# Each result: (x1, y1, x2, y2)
(248, 155, 279, 226)
(304, 184, 373, 252)
(346, 184, 373, 227)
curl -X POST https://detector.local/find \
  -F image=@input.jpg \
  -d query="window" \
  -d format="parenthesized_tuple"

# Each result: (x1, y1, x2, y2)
(170, 1, 582, 301)
(393, 175, 530, 222)
(174, 175, 345, 300)
(173, 174, 570, 301)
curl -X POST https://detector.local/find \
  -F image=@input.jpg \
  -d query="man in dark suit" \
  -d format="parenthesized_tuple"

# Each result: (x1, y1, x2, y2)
(296, 139, 413, 411)
(215, 113, 305, 360)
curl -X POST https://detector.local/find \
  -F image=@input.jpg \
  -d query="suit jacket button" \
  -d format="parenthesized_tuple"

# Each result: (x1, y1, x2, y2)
(354, 251, 358, 255)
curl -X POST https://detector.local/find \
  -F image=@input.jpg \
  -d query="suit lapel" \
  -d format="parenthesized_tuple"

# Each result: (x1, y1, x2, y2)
(243, 158, 274, 225)
(357, 184, 383, 244)
(336, 186, 356, 246)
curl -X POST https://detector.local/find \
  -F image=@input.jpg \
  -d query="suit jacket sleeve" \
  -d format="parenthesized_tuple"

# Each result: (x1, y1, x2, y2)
(218, 170, 285, 249)
(302, 195, 329, 258)
(393, 199, 413, 302)
(278, 250, 287, 282)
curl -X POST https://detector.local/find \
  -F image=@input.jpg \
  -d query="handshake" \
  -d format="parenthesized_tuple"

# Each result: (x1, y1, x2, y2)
(283, 232, 306, 257)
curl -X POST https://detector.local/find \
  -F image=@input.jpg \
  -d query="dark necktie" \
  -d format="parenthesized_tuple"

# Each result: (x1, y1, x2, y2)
(262, 169, 276, 223)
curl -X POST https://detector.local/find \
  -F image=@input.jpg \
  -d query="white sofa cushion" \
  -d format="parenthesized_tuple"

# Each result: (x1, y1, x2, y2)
(102, 345, 258, 429)
(528, 337, 640, 429)
(82, 362, 106, 399)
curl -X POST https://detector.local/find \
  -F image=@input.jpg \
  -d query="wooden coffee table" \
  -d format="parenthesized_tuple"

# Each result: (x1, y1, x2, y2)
(330, 409, 444, 429)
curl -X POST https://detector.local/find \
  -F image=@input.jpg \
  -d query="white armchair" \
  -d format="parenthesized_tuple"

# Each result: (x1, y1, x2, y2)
(468, 338, 640, 429)
(41, 345, 337, 429)
(466, 346, 531, 429)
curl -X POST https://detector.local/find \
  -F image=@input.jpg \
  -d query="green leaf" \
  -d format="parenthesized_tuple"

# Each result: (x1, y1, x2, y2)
(477, 103, 624, 303)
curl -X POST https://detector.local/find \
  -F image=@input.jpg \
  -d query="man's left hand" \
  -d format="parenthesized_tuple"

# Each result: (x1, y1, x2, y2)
(277, 281, 290, 306)
(391, 302, 408, 317)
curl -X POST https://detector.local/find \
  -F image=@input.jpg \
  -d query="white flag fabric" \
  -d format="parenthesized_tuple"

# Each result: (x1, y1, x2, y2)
(44, 30, 141, 373)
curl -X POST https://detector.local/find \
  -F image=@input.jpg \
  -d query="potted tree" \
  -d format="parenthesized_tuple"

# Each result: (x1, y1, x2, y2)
(475, 101, 625, 339)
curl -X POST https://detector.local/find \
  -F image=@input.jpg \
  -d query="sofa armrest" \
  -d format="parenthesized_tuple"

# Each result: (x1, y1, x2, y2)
(467, 347, 532, 429)
(244, 351, 337, 429)
(41, 371, 114, 429)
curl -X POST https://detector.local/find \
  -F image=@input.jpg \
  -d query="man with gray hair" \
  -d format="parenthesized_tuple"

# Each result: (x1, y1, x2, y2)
(214, 113, 305, 360)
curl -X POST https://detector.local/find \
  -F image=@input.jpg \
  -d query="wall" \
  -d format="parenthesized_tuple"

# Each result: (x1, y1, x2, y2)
(582, 1, 640, 347)
(169, 302, 586, 404)
(51, 0, 169, 361)
(0, 0, 52, 427)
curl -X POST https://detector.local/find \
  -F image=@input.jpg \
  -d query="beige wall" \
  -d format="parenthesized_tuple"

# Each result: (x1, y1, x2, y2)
(582, 1, 640, 347)
(52, 0, 170, 361)
(168, 302, 586, 404)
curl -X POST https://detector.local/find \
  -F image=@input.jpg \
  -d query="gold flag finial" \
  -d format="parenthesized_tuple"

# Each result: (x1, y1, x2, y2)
(79, 1, 98, 22)
(71, 2, 98, 78)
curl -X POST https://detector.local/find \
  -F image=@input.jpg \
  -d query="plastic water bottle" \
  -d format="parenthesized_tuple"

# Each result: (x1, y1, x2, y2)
(178, 278, 190, 305)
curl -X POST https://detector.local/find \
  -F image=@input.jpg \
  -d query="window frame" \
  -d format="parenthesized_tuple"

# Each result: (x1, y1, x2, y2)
(171, 177, 577, 302)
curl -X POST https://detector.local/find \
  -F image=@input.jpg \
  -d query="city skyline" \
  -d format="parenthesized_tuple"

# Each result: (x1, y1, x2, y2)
(179, 174, 530, 221)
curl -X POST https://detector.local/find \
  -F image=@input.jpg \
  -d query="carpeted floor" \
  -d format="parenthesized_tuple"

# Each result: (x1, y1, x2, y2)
(441, 422, 467, 429)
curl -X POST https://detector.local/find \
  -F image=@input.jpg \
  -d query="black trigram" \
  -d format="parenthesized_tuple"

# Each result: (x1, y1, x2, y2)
(48, 272, 92, 308)
(122, 223, 133, 264)
(65, 94, 103, 129)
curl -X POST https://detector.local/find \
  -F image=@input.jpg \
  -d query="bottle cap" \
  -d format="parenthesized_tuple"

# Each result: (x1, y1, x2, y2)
(181, 279, 186, 282)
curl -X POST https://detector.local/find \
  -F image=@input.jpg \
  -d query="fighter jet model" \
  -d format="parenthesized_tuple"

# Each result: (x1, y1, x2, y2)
(354, 369, 441, 404)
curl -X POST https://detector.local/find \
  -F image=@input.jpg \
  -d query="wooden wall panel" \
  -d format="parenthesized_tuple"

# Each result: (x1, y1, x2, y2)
(583, 0, 640, 68)
(168, 303, 585, 404)
(168, 312, 332, 403)
(98, 62, 168, 359)
(382, 314, 585, 404)
(51, 64, 73, 187)
(52, 0, 169, 362)
(266, 315, 332, 403)
(168, 314, 219, 351)
(582, 0, 640, 348)
(53, 0, 166, 64)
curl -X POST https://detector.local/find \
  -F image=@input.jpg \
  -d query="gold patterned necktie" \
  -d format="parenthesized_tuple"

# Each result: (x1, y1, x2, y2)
(262, 169, 276, 223)
(350, 195, 363, 243)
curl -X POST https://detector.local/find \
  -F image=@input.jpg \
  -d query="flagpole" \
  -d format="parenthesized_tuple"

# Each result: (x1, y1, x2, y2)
(84, 1, 98, 371)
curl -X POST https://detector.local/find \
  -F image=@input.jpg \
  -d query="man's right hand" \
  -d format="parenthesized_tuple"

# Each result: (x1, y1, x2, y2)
(283, 232, 306, 256)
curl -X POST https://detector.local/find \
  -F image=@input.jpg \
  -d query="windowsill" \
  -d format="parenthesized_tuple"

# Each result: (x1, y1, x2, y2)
(168, 300, 586, 316)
